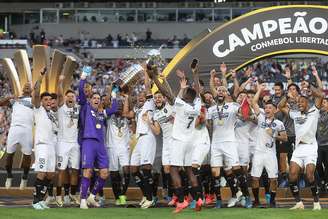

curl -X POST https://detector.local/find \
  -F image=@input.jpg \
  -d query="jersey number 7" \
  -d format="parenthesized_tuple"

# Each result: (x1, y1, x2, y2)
(187, 116, 194, 129)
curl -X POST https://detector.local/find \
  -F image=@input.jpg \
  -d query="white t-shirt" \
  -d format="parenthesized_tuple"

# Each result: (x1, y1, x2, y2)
(136, 98, 155, 136)
(10, 97, 34, 129)
(34, 106, 58, 145)
(289, 106, 320, 147)
(172, 97, 201, 142)
(57, 104, 79, 143)
(106, 114, 130, 148)
(255, 112, 285, 154)
(153, 103, 174, 140)
(207, 102, 239, 143)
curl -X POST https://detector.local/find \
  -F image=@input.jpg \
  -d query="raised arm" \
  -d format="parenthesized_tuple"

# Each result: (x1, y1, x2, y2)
(178, 77, 188, 98)
(191, 61, 200, 97)
(144, 65, 152, 96)
(78, 78, 87, 106)
(284, 66, 293, 85)
(231, 70, 240, 99)
(57, 75, 65, 107)
(105, 98, 118, 116)
(220, 63, 228, 88)
(148, 67, 175, 105)
(252, 83, 265, 115)
(32, 67, 46, 108)
(310, 84, 324, 109)
(122, 94, 134, 119)
(239, 78, 252, 92)
(311, 66, 323, 91)
(210, 69, 218, 98)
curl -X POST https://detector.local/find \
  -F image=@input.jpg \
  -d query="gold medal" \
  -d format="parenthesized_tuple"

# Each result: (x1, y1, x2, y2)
(218, 119, 224, 126)
(96, 123, 101, 129)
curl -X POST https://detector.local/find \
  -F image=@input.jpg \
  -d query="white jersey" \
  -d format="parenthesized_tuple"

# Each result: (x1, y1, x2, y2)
(207, 102, 239, 142)
(106, 114, 130, 147)
(289, 106, 320, 147)
(193, 124, 211, 145)
(255, 112, 285, 154)
(172, 97, 201, 142)
(34, 106, 58, 144)
(235, 119, 252, 143)
(135, 98, 155, 137)
(10, 97, 34, 129)
(153, 103, 174, 140)
(57, 104, 79, 143)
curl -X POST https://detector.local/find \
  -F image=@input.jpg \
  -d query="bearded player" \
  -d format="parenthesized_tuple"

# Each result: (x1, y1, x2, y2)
(207, 67, 249, 208)
(146, 67, 176, 203)
(55, 75, 80, 206)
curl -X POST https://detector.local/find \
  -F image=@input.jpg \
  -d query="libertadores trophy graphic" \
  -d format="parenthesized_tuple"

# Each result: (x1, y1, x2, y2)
(2, 45, 78, 97)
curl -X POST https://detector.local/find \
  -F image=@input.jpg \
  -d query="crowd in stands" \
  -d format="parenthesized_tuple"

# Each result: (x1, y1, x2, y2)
(0, 28, 191, 50)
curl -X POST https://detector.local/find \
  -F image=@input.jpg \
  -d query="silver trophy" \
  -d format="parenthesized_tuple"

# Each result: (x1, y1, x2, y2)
(117, 63, 144, 87)
(116, 45, 166, 87)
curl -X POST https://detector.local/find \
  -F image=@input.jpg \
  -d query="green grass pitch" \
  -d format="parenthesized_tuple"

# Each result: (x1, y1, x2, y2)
(0, 208, 328, 219)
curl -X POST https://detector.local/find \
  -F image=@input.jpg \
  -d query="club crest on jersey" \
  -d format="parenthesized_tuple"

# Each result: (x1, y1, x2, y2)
(39, 158, 45, 164)
(295, 116, 307, 124)
(164, 108, 168, 113)
(223, 105, 229, 109)
(57, 156, 63, 162)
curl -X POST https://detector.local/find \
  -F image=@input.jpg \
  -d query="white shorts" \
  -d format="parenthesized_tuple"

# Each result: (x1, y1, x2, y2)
(162, 137, 171, 166)
(192, 142, 210, 166)
(170, 138, 194, 166)
(291, 143, 318, 168)
(251, 151, 278, 179)
(6, 126, 33, 155)
(34, 143, 56, 172)
(211, 141, 240, 168)
(108, 144, 130, 171)
(56, 141, 80, 170)
(237, 141, 250, 166)
(130, 134, 156, 166)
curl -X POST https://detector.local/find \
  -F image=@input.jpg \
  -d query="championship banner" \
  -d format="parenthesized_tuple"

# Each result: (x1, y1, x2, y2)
(160, 5, 328, 91)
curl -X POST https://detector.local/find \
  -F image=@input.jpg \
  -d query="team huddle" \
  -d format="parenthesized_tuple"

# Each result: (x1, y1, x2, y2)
(0, 59, 325, 213)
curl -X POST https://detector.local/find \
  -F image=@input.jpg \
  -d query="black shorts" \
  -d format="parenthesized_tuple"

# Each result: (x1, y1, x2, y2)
(277, 136, 295, 153)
